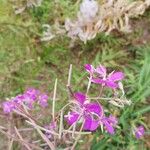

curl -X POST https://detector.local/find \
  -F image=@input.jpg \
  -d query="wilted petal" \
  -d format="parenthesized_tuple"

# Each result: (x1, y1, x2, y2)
(80, 0, 99, 23)
(134, 126, 145, 139)
(108, 72, 124, 81)
(95, 65, 107, 77)
(64, 111, 80, 125)
(107, 115, 118, 126)
(83, 116, 99, 131)
(74, 92, 86, 105)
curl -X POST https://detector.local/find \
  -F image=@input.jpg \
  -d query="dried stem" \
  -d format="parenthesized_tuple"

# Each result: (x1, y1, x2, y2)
(0, 129, 42, 150)
(67, 64, 74, 98)
(98, 85, 104, 97)
(59, 110, 64, 139)
(29, 119, 55, 150)
(26, 120, 59, 136)
(63, 130, 91, 135)
(89, 97, 112, 100)
(86, 77, 92, 95)
(14, 126, 32, 150)
(71, 121, 85, 150)
(67, 64, 72, 87)
(0, 125, 6, 130)
(52, 78, 58, 121)
(15, 106, 55, 150)
(72, 123, 76, 138)
(8, 114, 13, 150)
(8, 139, 13, 150)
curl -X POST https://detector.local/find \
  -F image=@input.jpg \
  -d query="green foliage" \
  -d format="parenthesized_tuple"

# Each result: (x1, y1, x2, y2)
(0, 0, 150, 149)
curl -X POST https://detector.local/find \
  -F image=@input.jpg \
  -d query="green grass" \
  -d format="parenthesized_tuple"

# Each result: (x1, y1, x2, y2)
(0, 0, 150, 149)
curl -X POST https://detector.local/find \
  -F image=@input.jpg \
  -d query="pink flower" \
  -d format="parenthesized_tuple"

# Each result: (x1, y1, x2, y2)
(14, 88, 40, 108)
(65, 92, 118, 133)
(1, 88, 49, 114)
(24, 88, 39, 101)
(84, 64, 95, 76)
(85, 64, 124, 89)
(2, 101, 15, 114)
(65, 111, 80, 125)
(38, 94, 49, 107)
(65, 92, 104, 131)
(83, 115, 99, 131)
(134, 126, 145, 139)
(102, 115, 118, 135)
(95, 65, 107, 77)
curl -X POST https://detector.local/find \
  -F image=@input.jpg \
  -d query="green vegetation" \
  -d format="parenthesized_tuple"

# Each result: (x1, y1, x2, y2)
(0, 0, 150, 149)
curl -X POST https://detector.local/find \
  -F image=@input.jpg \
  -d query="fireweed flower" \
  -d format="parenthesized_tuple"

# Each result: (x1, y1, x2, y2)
(65, 92, 118, 134)
(101, 115, 118, 135)
(85, 64, 124, 89)
(1, 88, 49, 114)
(65, 92, 104, 131)
(134, 125, 145, 139)
(84, 64, 95, 77)
(24, 88, 39, 101)
(2, 101, 15, 114)
(38, 94, 49, 107)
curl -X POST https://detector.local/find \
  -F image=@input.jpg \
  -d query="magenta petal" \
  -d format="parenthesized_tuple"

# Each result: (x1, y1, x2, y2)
(102, 118, 115, 135)
(13, 94, 25, 104)
(25, 88, 39, 101)
(2, 101, 15, 114)
(135, 126, 145, 139)
(105, 81, 118, 89)
(83, 116, 99, 131)
(108, 72, 124, 81)
(84, 64, 94, 74)
(65, 112, 80, 125)
(91, 78, 105, 84)
(38, 94, 49, 107)
(95, 65, 106, 77)
(85, 102, 103, 117)
(74, 92, 86, 105)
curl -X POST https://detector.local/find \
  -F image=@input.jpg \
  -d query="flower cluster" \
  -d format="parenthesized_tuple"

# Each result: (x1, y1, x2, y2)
(65, 92, 117, 134)
(2, 88, 49, 114)
(64, 64, 146, 138)
(64, 64, 124, 134)
(1, 64, 146, 145)
(85, 64, 124, 89)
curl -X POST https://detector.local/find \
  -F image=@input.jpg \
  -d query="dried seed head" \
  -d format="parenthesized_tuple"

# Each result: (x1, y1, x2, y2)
(65, 0, 150, 43)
